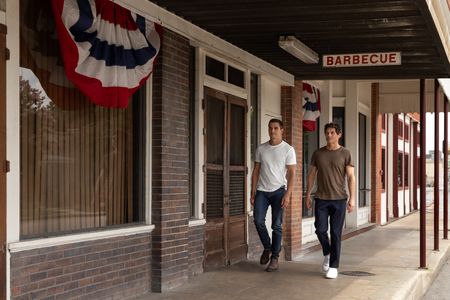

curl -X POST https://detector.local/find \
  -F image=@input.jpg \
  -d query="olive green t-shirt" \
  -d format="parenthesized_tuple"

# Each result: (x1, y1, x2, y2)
(310, 146, 354, 200)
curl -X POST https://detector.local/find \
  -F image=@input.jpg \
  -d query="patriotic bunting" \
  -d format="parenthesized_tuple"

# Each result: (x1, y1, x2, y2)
(302, 82, 321, 131)
(52, 0, 162, 108)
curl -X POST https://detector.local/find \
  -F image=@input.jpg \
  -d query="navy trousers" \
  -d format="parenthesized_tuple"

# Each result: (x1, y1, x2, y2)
(253, 187, 285, 259)
(314, 198, 347, 268)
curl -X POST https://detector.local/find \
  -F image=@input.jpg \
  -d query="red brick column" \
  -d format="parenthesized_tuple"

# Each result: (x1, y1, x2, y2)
(281, 80, 303, 260)
(152, 29, 190, 292)
(371, 83, 382, 224)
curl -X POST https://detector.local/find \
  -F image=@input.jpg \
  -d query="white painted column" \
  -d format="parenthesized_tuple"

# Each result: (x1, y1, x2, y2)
(387, 114, 394, 218)
(319, 81, 333, 147)
(345, 81, 359, 228)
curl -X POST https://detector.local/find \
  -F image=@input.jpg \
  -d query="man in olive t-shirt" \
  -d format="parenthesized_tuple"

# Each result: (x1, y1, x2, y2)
(305, 123, 355, 279)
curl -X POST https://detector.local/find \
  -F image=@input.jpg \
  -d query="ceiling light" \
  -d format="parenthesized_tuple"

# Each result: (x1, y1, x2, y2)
(278, 35, 319, 64)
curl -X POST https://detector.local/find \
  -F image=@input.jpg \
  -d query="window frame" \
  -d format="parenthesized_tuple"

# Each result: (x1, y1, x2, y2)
(397, 151, 404, 190)
(404, 153, 409, 188)
(302, 119, 320, 218)
(398, 118, 404, 139)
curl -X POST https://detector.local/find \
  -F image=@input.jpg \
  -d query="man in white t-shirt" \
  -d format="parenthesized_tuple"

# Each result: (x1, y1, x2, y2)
(250, 118, 296, 272)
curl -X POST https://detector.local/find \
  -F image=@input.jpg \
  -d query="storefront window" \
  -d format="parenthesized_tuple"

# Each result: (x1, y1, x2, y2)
(302, 121, 320, 218)
(398, 152, 404, 188)
(358, 113, 368, 207)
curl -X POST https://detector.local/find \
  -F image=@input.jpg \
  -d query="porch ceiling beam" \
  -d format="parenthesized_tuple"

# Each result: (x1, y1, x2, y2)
(151, 0, 450, 79)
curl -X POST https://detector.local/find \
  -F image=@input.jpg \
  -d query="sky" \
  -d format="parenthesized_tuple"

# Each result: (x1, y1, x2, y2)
(426, 113, 449, 152)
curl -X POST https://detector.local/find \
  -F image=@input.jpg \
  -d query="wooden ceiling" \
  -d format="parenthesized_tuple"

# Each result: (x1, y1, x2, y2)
(152, 0, 450, 79)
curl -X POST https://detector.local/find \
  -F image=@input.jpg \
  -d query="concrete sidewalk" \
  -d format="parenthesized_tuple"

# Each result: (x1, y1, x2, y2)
(136, 209, 450, 300)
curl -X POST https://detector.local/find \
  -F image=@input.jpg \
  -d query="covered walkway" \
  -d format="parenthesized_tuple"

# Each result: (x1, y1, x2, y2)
(136, 203, 450, 300)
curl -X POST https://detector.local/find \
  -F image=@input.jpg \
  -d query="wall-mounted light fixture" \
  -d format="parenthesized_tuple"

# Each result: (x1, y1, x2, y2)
(278, 35, 319, 64)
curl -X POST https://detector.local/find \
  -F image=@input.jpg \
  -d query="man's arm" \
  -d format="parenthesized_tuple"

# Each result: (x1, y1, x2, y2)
(346, 165, 356, 213)
(305, 166, 317, 209)
(281, 165, 296, 208)
(250, 162, 261, 206)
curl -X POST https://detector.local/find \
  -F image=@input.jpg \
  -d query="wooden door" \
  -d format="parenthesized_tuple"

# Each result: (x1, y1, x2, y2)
(204, 87, 247, 269)
(0, 24, 7, 300)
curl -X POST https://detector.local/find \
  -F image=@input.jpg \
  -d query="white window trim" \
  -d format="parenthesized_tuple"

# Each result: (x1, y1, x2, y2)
(188, 219, 206, 227)
(193, 47, 205, 220)
(204, 75, 247, 100)
(203, 52, 248, 99)
(9, 225, 155, 253)
(145, 76, 153, 225)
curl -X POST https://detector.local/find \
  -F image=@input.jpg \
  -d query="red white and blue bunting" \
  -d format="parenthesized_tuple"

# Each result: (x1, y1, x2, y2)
(302, 82, 321, 131)
(52, 0, 162, 108)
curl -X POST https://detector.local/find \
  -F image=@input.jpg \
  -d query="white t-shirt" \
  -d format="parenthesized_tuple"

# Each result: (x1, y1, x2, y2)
(255, 141, 296, 192)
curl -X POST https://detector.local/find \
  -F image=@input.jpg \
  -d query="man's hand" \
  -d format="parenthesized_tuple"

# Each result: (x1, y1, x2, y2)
(281, 193, 290, 208)
(305, 194, 312, 210)
(347, 198, 355, 213)
(250, 193, 256, 207)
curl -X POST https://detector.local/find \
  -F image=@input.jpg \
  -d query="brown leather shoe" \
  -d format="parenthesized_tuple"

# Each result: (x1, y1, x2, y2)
(260, 249, 271, 265)
(266, 258, 279, 272)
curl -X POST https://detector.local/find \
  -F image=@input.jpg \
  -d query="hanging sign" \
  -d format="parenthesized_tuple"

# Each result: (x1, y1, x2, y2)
(323, 52, 401, 68)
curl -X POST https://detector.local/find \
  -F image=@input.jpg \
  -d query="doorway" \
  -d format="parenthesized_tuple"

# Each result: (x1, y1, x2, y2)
(204, 87, 247, 269)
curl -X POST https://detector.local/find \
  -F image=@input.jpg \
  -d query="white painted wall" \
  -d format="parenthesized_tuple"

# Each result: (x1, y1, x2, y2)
(358, 207, 370, 225)
(387, 114, 394, 219)
(256, 75, 283, 239)
(405, 190, 411, 214)
(333, 80, 346, 98)
(260, 75, 282, 132)
(381, 193, 387, 224)
(398, 190, 405, 217)
(302, 219, 317, 244)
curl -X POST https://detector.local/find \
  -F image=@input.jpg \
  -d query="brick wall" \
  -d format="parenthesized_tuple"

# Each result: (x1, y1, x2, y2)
(371, 83, 382, 224)
(188, 224, 204, 276)
(151, 29, 190, 292)
(280, 80, 303, 260)
(10, 234, 151, 300)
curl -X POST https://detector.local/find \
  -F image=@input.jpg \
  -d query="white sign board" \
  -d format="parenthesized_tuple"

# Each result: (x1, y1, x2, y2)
(323, 52, 401, 68)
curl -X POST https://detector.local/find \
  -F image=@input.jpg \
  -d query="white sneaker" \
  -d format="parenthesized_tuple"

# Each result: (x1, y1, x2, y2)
(325, 267, 338, 279)
(322, 254, 330, 272)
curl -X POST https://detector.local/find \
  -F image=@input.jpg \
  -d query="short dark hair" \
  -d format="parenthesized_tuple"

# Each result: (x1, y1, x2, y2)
(269, 118, 284, 129)
(324, 122, 342, 134)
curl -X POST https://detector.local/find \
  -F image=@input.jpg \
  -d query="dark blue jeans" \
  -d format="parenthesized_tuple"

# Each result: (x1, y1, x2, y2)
(314, 198, 347, 268)
(253, 187, 285, 259)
